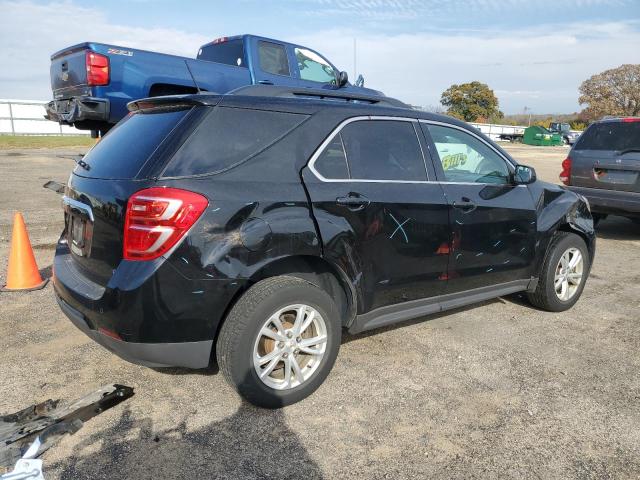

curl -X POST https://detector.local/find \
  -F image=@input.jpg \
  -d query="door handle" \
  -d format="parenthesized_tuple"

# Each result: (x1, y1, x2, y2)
(258, 80, 274, 85)
(453, 198, 477, 213)
(336, 194, 370, 211)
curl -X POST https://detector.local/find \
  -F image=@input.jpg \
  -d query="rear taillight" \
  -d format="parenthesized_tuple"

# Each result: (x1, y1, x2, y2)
(622, 117, 640, 123)
(124, 187, 209, 261)
(559, 157, 572, 185)
(86, 51, 110, 86)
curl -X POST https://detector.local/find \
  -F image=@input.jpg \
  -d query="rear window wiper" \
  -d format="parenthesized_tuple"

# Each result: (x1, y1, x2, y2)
(618, 148, 640, 155)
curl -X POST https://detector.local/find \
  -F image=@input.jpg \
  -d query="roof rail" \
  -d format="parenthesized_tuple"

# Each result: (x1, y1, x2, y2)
(228, 85, 409, 109)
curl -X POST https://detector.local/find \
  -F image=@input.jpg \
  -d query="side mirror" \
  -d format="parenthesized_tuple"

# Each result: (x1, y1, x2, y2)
(514, 165, 536, 184)
(355, 74, 365, 87)
(337, 71, 349, 88)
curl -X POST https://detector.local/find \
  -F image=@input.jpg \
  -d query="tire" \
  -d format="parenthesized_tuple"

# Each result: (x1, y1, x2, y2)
(527, 232, 590, 312)
(216, 276, 341, 408)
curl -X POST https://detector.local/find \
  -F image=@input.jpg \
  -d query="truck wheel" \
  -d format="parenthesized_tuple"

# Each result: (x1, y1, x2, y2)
(527, 232, 590, 312)
(216, 276, 341, 408)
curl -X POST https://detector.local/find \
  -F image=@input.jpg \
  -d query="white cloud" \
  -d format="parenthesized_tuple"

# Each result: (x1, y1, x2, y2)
(291, 21, 640, 113)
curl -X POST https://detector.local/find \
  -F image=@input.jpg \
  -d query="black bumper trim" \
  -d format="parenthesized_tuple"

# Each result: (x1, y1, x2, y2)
(567, 186, 640, 216)
(45, 97, 110, 126)
(56, 294, 213, 369)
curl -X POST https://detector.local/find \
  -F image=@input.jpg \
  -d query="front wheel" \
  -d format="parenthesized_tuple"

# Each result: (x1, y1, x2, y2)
(527, 232, 590, 312)
(216, 276, 341, 408)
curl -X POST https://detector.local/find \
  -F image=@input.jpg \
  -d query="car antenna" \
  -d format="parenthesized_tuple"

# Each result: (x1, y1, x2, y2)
(184, 60, 202, 94)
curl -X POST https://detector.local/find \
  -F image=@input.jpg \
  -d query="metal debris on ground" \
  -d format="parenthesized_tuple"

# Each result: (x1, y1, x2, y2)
(0, 385, 134, 478)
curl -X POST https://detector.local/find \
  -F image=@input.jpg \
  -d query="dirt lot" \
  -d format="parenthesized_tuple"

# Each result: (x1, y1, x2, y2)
(1, 144, 639, 479)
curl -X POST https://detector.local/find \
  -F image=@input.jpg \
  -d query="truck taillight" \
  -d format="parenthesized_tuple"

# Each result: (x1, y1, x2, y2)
(124, 187, 209, 261)
(559, 157, 572, 185)
(86, 51, 110, 86)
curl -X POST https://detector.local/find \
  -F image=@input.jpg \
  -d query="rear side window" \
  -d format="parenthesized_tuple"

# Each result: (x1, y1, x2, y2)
(314, 136, 349, 179)
(77, 109, 188, 179)
(575, 122, 640, 151)
(163, 107, 307, 177)
(258, 41, 290, 76)
(198, 39, 246, 67)
(341, 120, 426, 181)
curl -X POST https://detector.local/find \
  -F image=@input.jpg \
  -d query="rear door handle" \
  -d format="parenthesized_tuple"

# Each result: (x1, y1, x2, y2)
(453, 197, 476, 213)
(336, 194, 370, 211)
(258, 80, 274, 85)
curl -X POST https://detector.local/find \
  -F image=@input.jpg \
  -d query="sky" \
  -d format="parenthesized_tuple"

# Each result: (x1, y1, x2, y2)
(0, 0, 639, 114)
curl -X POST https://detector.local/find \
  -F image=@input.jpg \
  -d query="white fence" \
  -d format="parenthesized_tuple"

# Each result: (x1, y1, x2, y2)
(0, 99, 90, 136)
(468, 122, 525, 142)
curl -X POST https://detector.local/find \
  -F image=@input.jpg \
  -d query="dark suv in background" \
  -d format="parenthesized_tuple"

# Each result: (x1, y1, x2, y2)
(560, 117, 640, 224)
(54, 86, 595, 408)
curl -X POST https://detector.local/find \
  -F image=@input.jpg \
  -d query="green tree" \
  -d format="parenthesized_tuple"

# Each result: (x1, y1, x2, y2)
(440, 81, 503, 122)
(579, 64, 640, 119)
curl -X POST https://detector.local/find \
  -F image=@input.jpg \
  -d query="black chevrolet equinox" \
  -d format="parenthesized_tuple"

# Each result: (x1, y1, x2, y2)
(54, 86, 595, 408)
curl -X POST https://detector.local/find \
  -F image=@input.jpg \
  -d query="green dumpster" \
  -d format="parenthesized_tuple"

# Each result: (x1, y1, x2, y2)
(522, 126, 563, 146)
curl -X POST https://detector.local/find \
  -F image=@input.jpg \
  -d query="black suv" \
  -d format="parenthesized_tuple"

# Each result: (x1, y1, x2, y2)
(560, 117, 640, 224)
(54, 86, 595, 408)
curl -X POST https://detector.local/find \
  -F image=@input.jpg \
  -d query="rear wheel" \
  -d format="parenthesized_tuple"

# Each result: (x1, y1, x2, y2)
(527, 232, 590, 312)
(216, 276, 341, 408)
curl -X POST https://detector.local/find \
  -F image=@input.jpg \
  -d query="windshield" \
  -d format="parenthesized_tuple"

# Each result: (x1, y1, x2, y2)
(574, 121, 640, 151)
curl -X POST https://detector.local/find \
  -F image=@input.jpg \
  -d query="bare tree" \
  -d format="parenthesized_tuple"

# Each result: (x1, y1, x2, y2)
(579, 64, 640, 119)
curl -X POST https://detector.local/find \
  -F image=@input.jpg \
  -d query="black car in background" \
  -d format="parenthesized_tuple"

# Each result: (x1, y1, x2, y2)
(560, 117, 640, 224)
(54, 86, 595, 408)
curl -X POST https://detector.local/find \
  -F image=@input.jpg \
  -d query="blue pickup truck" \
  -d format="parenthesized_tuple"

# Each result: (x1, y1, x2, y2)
(46, 34, 382, 136)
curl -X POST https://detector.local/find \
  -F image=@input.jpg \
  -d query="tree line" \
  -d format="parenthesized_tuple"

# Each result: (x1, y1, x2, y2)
(435, 64, 639, 128)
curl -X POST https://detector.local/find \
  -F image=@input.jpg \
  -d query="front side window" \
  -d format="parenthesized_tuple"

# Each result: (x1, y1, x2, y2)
(258, 41, 290, 76)
(426, 124, 511, 184)
(295, 47, 336, 84)
(314, 120, 426, 181)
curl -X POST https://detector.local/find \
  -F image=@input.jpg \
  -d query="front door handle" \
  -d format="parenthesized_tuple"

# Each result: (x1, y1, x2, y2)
(453, 198, 477, 213)
(258, 80, 274, 85)
(336, 194, 370, 211)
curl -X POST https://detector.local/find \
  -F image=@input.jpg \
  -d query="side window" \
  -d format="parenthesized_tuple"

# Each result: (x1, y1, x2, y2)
(341, 120, 427, 181)
(426, 124, 511, 184)
(198, 39, 245, 67)
(314, 135, 349, 179)
(258, 41, 290, 76)
(295, 47, 336, 84)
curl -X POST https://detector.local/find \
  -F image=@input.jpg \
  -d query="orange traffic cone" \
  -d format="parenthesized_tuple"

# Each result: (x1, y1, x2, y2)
(2, 213, 48, 291)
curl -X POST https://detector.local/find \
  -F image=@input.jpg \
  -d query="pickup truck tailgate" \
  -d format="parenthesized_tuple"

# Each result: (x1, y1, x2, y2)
(50, 44, 90, 99)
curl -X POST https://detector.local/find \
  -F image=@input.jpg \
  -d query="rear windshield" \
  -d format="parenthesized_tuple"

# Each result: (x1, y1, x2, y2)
(575, 121, 640, 151)
(76, 109, 188, 179)
(162, 106, 307, 177)
(198, 39, 246, 67)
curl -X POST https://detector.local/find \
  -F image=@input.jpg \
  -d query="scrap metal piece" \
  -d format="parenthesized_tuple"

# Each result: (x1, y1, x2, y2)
(42, 181, 65, 195)
(0, 385, 134, 472)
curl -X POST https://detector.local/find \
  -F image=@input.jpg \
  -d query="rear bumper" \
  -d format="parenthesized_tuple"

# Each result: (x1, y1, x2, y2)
(53, 240, 245, 369)
(45, 97, 109, 126)
(56, 294, 212, 368)
(567, 185, 640, 217)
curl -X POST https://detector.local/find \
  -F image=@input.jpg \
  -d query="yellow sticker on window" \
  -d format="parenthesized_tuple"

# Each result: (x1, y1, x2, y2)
(441, 153, 467, 170)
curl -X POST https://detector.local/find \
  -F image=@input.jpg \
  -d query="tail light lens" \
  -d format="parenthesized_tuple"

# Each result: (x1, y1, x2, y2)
(124, 187, 209, 261)
(559, 157, 571, 185)
(86, 52, 110, 86)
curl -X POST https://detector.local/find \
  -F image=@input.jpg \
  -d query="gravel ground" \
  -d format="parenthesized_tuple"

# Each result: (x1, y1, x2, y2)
(0, 144, 639, 479)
